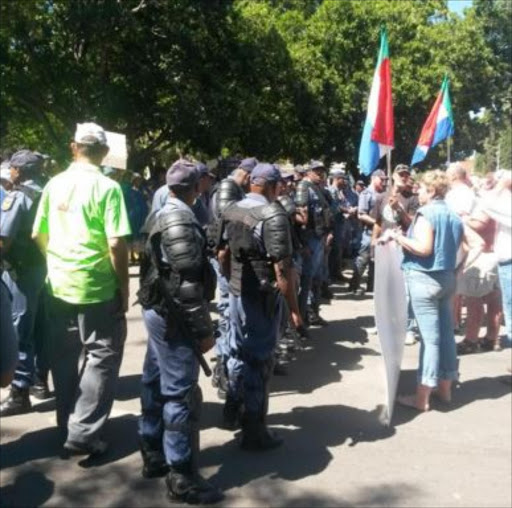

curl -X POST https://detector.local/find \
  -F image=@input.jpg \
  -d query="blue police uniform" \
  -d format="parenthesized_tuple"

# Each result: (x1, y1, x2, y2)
(0, 180, 46, 392)
(221, 186, 292, 450)
(295, 180, 329, 321)
(137, 160, 222, 503)
(139, 198, 205, 465)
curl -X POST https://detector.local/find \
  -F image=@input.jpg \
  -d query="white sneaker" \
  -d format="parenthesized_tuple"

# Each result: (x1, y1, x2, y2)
(405, 331, 417, 345)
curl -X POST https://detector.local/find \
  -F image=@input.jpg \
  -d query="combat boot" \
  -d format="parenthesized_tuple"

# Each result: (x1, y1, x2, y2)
(307, 309, 328, 327)
(0, 386, 32, 416)
(222, 395, 241, 430)
(166, 461, 223, 505)
(139, 437, 169, 478)
(239, 413, 283, 451)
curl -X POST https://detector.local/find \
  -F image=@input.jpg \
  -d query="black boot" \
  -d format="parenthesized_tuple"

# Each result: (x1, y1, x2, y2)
(0, 386, 32, 417)
(222, 396, 241, 430)
(139, 437, 169, 478)
(240, 413, 283, 451)
(30, 376, 51, 400)
(307, 309, 328, 327)
(166, 461, 223, 505)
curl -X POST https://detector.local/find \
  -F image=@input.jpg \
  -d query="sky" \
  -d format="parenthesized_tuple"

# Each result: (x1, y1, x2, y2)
(447, 0, 473, 16)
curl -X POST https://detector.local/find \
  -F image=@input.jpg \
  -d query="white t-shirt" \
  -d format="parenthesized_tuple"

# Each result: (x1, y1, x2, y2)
(446, 184, 476, 217)
(481, 189, 512, 262)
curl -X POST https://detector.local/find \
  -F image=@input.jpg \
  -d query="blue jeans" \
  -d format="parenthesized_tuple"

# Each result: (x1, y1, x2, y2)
(405, 270, 458, 387)
(498, 261, 512, 345)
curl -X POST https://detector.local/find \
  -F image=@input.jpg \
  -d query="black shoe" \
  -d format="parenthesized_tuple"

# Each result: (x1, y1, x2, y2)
(63, 438, 108, 456)
(308, 312, 329, 327)
(30, 380, 51, 400)
(222, 397, 241, 430)
(0, 386, 32, 417)
(166, 464, 223, 505)
(273, 361, 288, 376)
(240, 420, 283, 451)
(353, 288, 365, 296)
(139, 438, 169, 478)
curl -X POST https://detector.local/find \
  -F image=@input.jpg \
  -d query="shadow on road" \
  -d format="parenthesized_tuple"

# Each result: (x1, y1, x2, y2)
(0, 414, 139, 470)
(202, 403, 394, 490)
(0, 469, 54, 508)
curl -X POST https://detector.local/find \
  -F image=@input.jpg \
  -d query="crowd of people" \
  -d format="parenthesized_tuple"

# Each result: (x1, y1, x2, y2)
(0, 122, 511, 504)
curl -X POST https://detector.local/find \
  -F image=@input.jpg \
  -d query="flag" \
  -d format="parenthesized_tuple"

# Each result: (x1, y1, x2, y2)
(359, 29, 394, 176)
(411, 76, 454, 166)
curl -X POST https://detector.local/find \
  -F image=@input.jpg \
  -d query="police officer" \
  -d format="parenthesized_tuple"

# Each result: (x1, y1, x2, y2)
(295, 160, 331, 327)
(220, 163, 303, 449)
(137, 159, 222, 504)
(208, 157, 257, 399)
(191, 162, 215, 228)
(0, 150, 47, 416)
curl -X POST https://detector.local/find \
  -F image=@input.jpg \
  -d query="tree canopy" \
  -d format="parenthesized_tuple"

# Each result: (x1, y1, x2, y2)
(1, 0, 510, 172)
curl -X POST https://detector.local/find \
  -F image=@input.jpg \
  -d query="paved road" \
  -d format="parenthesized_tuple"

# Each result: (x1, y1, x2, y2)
(1, 268, 511, 507)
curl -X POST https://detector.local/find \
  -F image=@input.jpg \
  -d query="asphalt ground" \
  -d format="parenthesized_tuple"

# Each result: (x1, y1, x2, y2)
(1, 267, 511, 507)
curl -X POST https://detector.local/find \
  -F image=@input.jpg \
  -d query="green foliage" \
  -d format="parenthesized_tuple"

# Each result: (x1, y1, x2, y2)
(1, 0, 510, 173)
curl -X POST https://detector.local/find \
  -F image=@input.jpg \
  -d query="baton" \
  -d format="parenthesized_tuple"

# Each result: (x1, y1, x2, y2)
(194, 346, 212, 377)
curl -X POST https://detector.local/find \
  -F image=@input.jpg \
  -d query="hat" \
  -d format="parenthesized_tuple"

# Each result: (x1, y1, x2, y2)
(195, 162, 215, 178)
(309, 160, 326, 171)
(394, 164, 411, 174)
(239, 157, 258, 173)
(166, 159, 198, 187)
(0, 167, 11, 181)
(9, 150, 44, 171)
(356, 180, 365, 186)
(280, 171, 294, 181)
(329, 168, 345, 178)
(74, 122, 108, 146)
(371, 169, 388, 179)
(250, 163, 281, 185)
(294, 164, 307, 174)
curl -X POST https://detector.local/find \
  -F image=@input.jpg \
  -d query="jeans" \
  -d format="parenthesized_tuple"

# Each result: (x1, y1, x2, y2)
(299, 235, 324, 317)
(405, 270, 458, 387)
(498, 261, 512, 345)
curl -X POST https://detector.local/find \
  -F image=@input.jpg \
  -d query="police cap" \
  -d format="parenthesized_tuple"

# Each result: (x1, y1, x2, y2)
(250, 163, 281, 185)
(166, 159, 198, 187)
(9, 150, 44, 172)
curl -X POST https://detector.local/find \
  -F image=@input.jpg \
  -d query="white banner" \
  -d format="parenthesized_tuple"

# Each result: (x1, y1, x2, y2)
(374, 240, 407, 425)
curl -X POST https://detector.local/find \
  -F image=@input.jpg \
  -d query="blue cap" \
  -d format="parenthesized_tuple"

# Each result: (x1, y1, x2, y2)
(9, 150, 44, 171)
(195, 161, 215, 178)
(309, 160, 326, 171)
(239, 157, 258, 173)
(250, 163, 281, 185)
(166, 159, 198, 187)
(280, 171, 294, 181)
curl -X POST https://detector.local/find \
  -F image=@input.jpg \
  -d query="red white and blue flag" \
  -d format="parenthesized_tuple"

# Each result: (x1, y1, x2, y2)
(358, 29, 394, 176)
(411, 76, 454, 166)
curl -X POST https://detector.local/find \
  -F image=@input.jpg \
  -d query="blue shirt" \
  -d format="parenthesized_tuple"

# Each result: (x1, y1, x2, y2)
(402, 199, 463, 272)
(0, 180, 44, 267)
(151, 184, 169, 213)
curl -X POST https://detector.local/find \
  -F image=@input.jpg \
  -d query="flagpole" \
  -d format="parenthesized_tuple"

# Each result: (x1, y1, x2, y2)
(447, 137, 451, 164)
(386, 151, 391, 178)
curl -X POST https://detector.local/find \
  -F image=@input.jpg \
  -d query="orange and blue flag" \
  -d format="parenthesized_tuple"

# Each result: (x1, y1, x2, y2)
(411, 76, 454, 166)
(358, 29, 394, 176)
